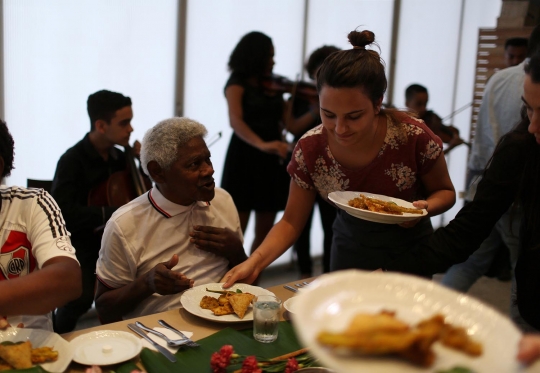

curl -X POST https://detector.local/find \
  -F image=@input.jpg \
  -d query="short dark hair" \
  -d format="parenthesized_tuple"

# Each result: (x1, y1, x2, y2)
(305, 45, 340, 80)
(87, 90, 132, 131)
(405, 84, 428, 102)
(527, 24, 540, 57)
(505, 37, 528, 50)
(0, 120, 15, 178)
(228, 31, 273, 78)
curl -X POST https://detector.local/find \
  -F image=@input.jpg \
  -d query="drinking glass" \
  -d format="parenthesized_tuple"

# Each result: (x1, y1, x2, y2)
(253, 294, 281, 343)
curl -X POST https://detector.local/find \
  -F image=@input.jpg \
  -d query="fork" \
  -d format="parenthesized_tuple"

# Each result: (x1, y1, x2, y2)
(158, 319, 200, 347)
(135, 321, 188, 347)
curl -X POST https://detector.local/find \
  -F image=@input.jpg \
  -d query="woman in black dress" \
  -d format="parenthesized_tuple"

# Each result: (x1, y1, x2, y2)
(221, 31, 292, 253)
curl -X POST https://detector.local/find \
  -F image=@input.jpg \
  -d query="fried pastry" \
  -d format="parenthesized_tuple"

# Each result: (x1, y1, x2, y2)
(0, 341, 33, 369)
(212, 302, 234, 316)
(229, 293, 255, 319)
(200, 295, 220, 310)
(31, 346, 59, 364)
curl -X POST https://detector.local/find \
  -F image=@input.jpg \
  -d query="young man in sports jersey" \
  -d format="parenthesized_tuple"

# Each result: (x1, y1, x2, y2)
(0, 120, 81, 331)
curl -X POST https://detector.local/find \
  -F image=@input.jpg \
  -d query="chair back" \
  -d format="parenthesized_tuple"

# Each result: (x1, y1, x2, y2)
(27, 179, 53, 193)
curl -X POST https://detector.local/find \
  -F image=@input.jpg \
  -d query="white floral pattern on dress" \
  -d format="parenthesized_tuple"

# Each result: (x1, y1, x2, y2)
(311, 150, 349, 197)
(420, 140, 442, 164)
(384, 162, 416, 191)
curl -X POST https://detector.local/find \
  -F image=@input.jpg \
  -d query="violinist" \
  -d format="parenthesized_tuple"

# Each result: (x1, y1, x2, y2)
(51, 90, 143, 333)
(405, 84, 465, 154)
(221, 31, 304, 256)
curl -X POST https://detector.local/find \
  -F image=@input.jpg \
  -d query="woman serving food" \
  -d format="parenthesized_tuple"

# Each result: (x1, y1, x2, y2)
(222, 29, 455, 286)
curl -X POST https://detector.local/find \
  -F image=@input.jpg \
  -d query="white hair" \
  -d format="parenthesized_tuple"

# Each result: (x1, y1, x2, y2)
(140, 117, 208, 177)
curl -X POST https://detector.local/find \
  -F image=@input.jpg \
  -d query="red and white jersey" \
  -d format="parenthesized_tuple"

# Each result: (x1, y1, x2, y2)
(0, 186, 77, 330)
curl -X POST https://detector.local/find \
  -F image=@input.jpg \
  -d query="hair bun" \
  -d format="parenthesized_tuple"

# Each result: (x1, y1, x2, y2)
(348, 30, 375, 49)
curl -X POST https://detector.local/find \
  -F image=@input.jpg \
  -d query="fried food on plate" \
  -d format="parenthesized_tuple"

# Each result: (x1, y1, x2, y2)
(348, 194, 423, 215)
(317, 311, 482, 368)
(0, 341, 33, 369)
(31, 346, 59, 364)
(212, 302, 235, 316)
(229, 293, 255, 319)
(200, 295, 220, 310)
(200, 290, 255, 318)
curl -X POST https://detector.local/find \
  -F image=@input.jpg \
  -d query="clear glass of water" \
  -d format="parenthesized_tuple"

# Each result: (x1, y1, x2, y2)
(253, 294, 281, 343)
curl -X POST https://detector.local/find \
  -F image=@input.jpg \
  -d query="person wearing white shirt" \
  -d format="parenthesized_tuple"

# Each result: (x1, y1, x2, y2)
(95, 117, 247, 323)
(0, 120, 81, 331)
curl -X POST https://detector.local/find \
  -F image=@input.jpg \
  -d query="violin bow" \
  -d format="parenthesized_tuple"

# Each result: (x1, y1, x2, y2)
(207, 131, 222, 147)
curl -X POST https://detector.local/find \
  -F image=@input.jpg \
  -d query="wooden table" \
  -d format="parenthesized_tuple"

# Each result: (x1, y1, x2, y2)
(62, 280, 301, 372)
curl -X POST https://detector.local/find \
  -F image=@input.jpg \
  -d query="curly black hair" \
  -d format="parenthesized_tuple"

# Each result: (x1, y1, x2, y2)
(227, 31, 273, 78)
(0, 120, 15, 178)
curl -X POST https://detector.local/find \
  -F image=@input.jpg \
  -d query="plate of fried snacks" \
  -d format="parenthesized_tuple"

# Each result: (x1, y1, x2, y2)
(0, 327, 73, 372)
(328, 191, 427, 224)
(181, 283, 276, 323)
(291, 270, 526, 373)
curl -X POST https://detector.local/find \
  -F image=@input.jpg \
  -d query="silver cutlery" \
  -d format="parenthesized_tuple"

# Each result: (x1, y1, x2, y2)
(135, 321, 189, 347)
(127, 323, 177, 362)
(158, 319, 200, 347)
(295, 281, 310, 288)
(283, 285, 297, 293)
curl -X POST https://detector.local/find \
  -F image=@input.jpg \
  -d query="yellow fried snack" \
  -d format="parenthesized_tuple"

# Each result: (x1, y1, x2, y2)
(349, 195, 423, 215)
(31, 346, 59, 364)
(0, 341, 33, 369)
(218, 294, 230, 305)
(229, 293, 255, 319)
(317, 311, 482, 368)
(440, 324, 483, 356)
(212, 302, 235, 316)
(0, 357, 12, 371)
(200, 295, 221, 310)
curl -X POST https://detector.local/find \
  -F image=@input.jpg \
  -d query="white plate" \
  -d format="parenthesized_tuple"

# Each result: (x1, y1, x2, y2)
(0, 327, 74, 372)
(181, 283, 275, 323)
(291, 270, 526, 373)
(328, 191, 427, 224)
(70, 330, 142, 366)
(283, 297, 299, 314)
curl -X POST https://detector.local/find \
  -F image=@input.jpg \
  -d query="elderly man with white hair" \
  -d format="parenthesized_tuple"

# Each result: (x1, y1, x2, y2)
(95, 117, 246, 323)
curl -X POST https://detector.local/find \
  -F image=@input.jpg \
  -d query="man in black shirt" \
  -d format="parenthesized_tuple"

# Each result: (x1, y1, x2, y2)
(52, 90, 134, 333)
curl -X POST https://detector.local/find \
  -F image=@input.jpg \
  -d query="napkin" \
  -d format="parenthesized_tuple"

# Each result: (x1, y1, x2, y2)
(138, 327, 193, 353)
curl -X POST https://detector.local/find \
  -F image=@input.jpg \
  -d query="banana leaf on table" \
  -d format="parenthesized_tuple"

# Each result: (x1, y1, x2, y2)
(135, 321, 305, 373)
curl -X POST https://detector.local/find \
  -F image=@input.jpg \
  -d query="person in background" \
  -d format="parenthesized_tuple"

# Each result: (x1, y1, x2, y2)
(405, 84, 465, 154)
(442, 25, 540, 297)
(95, 117, 247, 322)
(286, 45, 340, 277)
(0, 120, 81, 331)
(505, 37, 528, 68)
(222, 29, 455, 287)
(52, 90, 137, 333)
(383, 52, 540, 332)
(221, 31, 303, 257)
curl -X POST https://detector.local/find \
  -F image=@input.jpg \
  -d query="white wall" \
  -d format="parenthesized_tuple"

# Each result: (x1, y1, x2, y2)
(3, 0, 177, 187)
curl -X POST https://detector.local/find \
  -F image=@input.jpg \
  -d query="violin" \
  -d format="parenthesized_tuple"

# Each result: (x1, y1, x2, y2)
(422, 112, 470, 153)
(87, 143, 152, 208)
(260, 74, 318, 103)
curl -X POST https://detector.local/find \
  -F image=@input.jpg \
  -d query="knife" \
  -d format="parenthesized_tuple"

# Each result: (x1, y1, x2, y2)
(128, 323, 177, 363)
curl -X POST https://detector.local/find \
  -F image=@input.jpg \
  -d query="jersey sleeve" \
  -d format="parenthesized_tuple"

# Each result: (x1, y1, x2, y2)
(28, 190, 78, 268)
